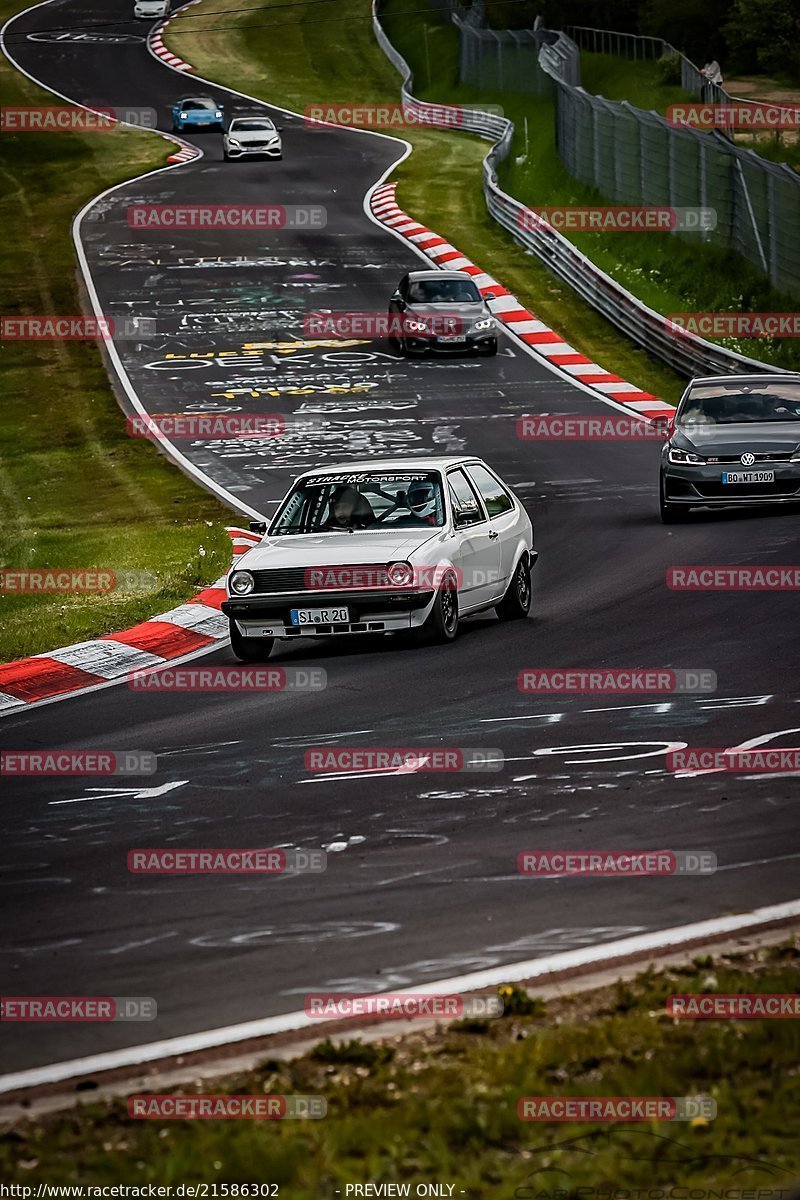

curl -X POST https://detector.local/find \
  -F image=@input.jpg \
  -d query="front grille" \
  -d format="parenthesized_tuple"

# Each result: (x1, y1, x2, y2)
(704, 452, 797, 464)
(250, 564, 391, 593)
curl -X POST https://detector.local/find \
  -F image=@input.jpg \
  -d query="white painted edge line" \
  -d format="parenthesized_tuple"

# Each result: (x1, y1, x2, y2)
(2, 898, 798, 1096)
(0, 0, 263, 527)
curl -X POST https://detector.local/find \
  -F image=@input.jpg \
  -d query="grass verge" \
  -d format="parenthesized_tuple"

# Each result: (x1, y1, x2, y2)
(2, 941, 798, 1191)
(0, 0, 232, 663)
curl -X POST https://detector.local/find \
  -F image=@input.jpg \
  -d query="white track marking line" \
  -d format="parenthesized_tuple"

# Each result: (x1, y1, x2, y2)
(1, 898, 797, 1095)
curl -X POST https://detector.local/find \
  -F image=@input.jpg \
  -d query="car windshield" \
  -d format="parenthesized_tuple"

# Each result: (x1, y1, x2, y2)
(183, 100, 216, 111)
(678, 382, 800, 425)
(407, 279, 481, 304)
(231, 119, 274, 131)
(270, 472, 446, 535)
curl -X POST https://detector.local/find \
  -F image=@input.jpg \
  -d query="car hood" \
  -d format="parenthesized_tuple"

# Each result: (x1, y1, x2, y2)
(236, 529, 441, 569)
(229, 129, 279, 141)
(407, 302, 488, 318)
(674, 422, 800, 455)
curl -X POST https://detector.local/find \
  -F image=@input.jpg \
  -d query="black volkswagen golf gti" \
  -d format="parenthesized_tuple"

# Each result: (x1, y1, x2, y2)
(659, 374, 800, 521)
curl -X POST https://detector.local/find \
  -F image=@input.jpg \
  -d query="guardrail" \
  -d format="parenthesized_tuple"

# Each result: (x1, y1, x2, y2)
(371, 0, 784, 377)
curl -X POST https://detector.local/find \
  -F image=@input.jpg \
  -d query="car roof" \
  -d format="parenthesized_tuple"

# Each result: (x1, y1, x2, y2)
(296, 457, 482, 478)
(179, 96, 217, 104)
(406, 270, 479, 283)
(688, 373, 799, 385)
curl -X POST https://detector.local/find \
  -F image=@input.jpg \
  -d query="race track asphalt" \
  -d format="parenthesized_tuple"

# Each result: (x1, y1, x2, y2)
(1, 0, 799, 1075)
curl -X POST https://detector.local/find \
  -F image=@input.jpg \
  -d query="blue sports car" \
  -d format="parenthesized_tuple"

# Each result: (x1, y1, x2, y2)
(171, 96, 224, 133)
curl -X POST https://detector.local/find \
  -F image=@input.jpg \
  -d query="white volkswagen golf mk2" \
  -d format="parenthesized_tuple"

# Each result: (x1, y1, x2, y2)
(222, 457, 536, 661)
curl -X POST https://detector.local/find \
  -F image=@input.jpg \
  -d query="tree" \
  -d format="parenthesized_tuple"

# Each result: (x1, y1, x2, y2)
(723, 0, 800, 82)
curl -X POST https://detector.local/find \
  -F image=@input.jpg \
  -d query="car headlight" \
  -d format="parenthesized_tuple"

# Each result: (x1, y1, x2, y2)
(668, 446, 706, 465)
(790, 449, 800, 462)
(473, 317, 495, 331)
(387, 561, 414, 587)
(227, 138, 241, 148)
(404, 319, 428, 333)
(215, 111, 223, 118)
(180, 112, 188, 120)
(229, 570, 255, 595)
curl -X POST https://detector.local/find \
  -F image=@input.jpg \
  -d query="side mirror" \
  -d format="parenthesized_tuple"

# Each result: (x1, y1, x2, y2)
(484, 290, 497, 301)
(652, 414, 675, 439)
(249, 520, 267, 534)
(391, 290, 402, 300)
(277, 126, 284, 132)
(455, 504, 481, 527)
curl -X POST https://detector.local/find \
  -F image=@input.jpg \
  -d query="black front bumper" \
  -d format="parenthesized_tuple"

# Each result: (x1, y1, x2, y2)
(662, 464, 800, 507)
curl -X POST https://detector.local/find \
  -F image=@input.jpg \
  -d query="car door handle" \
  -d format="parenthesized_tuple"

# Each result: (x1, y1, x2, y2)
(488, 529, 499, 540)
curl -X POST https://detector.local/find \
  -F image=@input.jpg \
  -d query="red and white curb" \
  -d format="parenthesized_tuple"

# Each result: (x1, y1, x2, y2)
(165, 139, 200, 164)
(149, 0, 200, 74)
(370, 182, 675, 422)
(0, 528, 260, 714)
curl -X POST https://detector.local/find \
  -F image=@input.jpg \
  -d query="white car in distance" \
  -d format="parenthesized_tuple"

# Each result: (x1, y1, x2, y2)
(223, 116, 282, 161)
(134, 0, 169, 18)
(222, 457, 536, 661)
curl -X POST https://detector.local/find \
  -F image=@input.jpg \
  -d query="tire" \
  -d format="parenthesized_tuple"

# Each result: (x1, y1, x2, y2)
(223, 152, 230, 161)
(172, 122, 180, 133)
(229, 619, 274, 662)
(394, 337, 406, 357)
(496, 555, 532, 620)
(479, 339, 498, 357)
(424, 572, 459, 643)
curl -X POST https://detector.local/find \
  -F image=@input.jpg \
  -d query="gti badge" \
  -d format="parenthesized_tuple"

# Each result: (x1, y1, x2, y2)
(740, 452, 756, 466)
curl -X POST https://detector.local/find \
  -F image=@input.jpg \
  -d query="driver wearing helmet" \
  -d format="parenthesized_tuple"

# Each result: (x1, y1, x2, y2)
(405, 480, 439, 525)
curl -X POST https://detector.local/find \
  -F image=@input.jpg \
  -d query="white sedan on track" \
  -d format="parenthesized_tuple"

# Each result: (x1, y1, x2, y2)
(134, 0, 169, 17)
(222, 457, 536, 660)
(223, 116, 282, 161)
